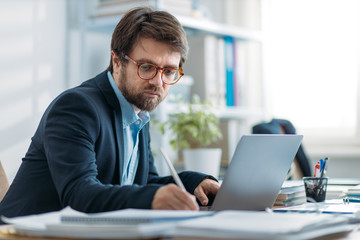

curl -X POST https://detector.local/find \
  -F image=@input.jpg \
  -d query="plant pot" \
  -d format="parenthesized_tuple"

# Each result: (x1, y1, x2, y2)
(183, 148, 222, 178)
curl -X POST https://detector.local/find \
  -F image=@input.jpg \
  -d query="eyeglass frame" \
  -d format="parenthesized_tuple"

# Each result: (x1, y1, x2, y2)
(124, 55, 184, 85)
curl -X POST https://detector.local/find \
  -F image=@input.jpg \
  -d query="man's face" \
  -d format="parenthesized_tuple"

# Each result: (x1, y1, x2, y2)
(112, 37, 181, 113)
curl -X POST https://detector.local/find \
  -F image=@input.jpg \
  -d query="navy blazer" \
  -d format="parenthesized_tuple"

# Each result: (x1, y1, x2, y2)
(0, 71, 210, 219)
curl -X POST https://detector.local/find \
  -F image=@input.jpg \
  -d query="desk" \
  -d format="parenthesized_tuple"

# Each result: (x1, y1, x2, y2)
(3, 179, 360, 240)
(1, 226, 360, 240)
(0, 225, 162, 240)
(1, 221, 360, 240)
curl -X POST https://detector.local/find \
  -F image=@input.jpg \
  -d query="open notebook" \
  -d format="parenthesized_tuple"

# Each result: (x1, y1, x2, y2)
(211, 134, 303, 211)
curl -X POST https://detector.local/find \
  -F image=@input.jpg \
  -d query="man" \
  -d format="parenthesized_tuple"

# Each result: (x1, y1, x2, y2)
(0, 7, 219, 219)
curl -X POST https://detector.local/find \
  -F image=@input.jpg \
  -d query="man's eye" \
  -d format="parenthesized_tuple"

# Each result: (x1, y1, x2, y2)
(164, 69, 176, 76)
(140, 64, 155, 72)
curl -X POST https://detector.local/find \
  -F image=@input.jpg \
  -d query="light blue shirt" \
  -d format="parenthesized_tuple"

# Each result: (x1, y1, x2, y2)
(107, 71, 150, 185)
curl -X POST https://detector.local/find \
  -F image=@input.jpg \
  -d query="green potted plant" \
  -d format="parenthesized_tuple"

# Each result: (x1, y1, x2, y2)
(158, 95, 223, 177)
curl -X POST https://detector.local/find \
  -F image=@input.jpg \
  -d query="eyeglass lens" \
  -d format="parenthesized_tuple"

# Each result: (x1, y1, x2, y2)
(138, 63, 180, 84)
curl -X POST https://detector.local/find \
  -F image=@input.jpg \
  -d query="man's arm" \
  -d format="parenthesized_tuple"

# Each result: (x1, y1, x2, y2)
(43, 91, 162, 212)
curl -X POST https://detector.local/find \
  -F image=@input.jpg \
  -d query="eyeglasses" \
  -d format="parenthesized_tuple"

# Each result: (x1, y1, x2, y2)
(124, 55, 184, 85)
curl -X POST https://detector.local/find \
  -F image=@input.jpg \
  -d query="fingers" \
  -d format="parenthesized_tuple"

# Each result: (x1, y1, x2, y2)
(152, 184, 199, 210)
(194, 179, 220, 206)
(194, 186, 209, 206)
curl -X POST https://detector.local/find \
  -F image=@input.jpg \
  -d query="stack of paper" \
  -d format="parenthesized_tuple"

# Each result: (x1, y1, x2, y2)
(273, 199, 360, 215)
(341, 184, 360, 203)
(343, 184, 360, 195)
(327, 178, 360, 200)
(2, 207, 213, 239)
(2, 207, 356, 240)
(173, 211, 354, 240)
(274, 180, 306, 207)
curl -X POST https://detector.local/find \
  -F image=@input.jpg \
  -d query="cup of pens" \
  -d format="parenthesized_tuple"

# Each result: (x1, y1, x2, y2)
(303, 157, 329, 203)
(303, 177, 328, 202)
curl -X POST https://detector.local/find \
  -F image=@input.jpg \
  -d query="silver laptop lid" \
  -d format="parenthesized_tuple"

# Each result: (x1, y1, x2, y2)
(211, 134, 303, 211)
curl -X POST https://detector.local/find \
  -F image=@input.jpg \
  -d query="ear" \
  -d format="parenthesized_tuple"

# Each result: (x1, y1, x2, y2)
(111, 51, 121, 73)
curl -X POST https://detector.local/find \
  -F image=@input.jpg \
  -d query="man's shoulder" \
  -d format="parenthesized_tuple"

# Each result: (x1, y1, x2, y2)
(61, 70, 110, 98)
(80, 70, 108, 88)
(47, 71, 108, 106)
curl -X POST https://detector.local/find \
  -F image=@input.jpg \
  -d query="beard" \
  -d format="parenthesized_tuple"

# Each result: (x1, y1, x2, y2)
(118, 69, 165, 112)
(121, 85, 162, 112)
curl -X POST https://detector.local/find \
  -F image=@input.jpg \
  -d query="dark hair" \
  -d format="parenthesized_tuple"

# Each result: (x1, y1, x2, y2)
(107, 7, 188, 73)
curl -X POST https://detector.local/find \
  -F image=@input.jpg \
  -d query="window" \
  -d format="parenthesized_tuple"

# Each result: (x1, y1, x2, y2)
(263, 0, 360, 148)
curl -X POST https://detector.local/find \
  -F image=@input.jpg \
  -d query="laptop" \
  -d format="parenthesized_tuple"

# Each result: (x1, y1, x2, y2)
(210, 134, 303, 211)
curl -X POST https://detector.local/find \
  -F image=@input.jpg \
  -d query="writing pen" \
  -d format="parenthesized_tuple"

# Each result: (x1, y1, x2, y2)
(159, 148, 187, 191)
(320, 157, 329, 178)
(314, 161, 321, 177)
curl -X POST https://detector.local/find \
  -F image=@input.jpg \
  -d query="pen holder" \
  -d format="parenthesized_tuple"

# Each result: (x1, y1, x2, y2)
(303, 177, 328, 202)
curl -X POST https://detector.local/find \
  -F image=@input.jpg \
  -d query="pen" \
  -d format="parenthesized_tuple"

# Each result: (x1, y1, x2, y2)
(159, 148, 186, 191)
(317, 157, 329, 196)
(319, 159, 324, 172)
(320, 157, 329, 178)
(314, 161, 321, 177)
(321, 157, 330, 176)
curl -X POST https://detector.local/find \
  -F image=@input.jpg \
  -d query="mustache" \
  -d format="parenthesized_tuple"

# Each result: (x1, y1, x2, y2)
(146, 85, 161, 93)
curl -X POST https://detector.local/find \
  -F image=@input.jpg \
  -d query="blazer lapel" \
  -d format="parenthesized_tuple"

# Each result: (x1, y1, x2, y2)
(113, 109, 124, 184)
(95, 71, 124, 184)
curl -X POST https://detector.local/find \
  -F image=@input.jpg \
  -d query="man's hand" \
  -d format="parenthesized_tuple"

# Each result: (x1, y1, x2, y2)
(152, 184, 199, 210)
(194, 178, 220, 206)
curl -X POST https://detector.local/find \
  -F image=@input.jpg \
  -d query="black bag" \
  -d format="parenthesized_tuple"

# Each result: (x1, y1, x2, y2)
(252, 119, 312, 177)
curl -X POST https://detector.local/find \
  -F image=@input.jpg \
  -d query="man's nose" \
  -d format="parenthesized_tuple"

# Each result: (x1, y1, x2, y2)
(148, 70, 163, 87)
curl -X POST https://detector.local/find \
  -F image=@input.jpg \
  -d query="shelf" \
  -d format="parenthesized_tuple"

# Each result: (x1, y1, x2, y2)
(214, 107, 264, 120)
(85, 15, 262, 41)
(177, 15, 262, 42)
(161, 103, 263, 120)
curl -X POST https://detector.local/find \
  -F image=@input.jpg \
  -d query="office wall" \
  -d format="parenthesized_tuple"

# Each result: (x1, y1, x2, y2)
(308, 148, 360, 178)
(0, 0, 66, 182)
(66, 0, 110, 87)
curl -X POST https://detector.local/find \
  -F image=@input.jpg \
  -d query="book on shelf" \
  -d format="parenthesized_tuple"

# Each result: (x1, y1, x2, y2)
(184, 34, 247, 108)
(224, 37, 235, 107)
(224, 36, 248, 107)
(93, 0, 196, 18)
(234, 39, 246, 106)
(216, 37, 226, 106)
(184, 34, 223, 106)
